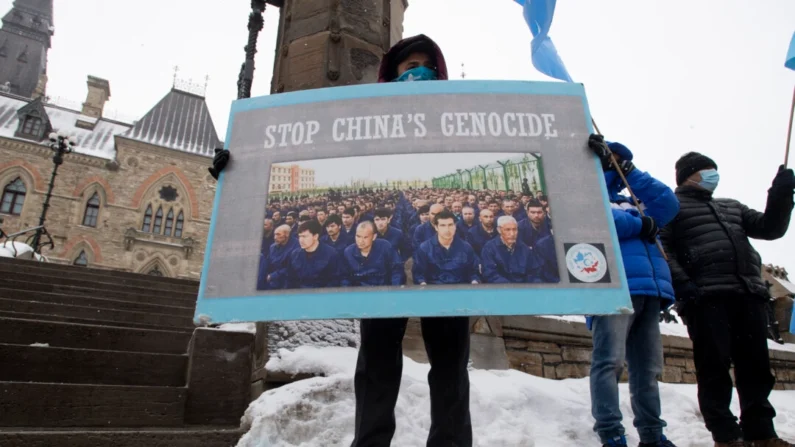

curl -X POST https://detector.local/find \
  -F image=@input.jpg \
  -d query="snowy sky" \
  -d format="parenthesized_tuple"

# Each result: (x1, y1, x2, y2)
(292, 152, 526, 186)
(4, 0, 794, 271)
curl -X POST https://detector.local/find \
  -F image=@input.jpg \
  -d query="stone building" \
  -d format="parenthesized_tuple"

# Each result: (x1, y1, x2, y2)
(0, 0, 222, 279)
(763, 264, 795, 339)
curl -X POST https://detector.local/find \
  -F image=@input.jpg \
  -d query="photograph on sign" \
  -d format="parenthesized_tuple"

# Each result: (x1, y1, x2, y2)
(195, 80, 631, 323)
(257, 152, 559, 292)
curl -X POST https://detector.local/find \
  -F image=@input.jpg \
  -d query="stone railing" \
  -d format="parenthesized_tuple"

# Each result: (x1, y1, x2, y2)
(501, 316, 795, 390)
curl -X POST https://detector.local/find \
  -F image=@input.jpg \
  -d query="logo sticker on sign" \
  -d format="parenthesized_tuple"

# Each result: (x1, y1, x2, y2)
(564, 243, 610, 284)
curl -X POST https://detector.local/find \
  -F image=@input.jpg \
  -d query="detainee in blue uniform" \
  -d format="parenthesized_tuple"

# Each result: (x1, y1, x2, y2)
(320, 214, 351, 257)
(341, 221, 404, 287)
(286, 220, 341, 289)
(466, 208, 498, 255)
(412, 210, 481, 286)
(412, 203, 444, 252)
(257, 224, 299, 290)
(480, 216, 544, 284)
(586, 135, 680, 447)
(351, 35, 473, 447)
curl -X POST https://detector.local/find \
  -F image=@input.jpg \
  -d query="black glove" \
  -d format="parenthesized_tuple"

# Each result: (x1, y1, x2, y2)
(588, 134, 636, 175)
(587, 134, 612, 171)
(771, 164, 795, 191)
(639, 216, 659, 243)
(208, 148, 230, 180)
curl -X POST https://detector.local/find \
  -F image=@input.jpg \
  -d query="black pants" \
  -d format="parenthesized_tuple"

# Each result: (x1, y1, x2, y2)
(350, 317, 472, 447)
(685, 295, 778, 442)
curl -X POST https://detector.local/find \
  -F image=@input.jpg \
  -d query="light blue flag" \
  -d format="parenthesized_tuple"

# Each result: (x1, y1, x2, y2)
(786, 31, 795, 71)
(513, 0, 573, 82)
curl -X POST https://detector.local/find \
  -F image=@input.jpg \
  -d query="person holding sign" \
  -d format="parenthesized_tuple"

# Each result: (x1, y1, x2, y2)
(660, 153, 795, 447)
(586, 135, 680, 447)
(349, 35, 474, 447)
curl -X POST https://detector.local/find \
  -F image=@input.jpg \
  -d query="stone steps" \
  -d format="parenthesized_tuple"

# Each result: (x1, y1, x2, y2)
(0, 316, 193, 354)
(0, 343, 188, 386)
(0, 427, 244, 447)
(0, 297, 194, 329)
(0, 382, 186, 428)
(0, 260, 250, 447)
(0, 287, 197, 312)
(0, 275, 198, 301)
(0, 257, 199, 288)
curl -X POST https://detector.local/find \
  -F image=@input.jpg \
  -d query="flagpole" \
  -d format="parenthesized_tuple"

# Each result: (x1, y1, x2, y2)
(591, 118, 668, 260)
(785, 85, 794, 167)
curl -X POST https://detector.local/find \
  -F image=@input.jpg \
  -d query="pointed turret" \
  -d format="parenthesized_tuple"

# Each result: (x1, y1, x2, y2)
(0, 0, 54, 98)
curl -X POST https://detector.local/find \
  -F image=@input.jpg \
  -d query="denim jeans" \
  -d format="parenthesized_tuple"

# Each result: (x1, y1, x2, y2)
(590, 295, 667, 444)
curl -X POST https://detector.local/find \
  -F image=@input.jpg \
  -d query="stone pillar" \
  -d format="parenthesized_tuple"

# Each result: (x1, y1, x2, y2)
(270, 0, 406, 94)
(256, 0, 408, 385)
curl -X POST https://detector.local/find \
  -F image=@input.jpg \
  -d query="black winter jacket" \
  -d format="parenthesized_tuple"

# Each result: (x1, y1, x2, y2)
(660, 184, 793, 301)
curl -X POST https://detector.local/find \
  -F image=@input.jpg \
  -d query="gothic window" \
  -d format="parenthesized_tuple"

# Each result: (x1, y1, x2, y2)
(148, 265, 164, 276)
(153, 207, 164, 234)
(164, 208, 174, 236)
(141, 205, 153, 232)
(174, 211, 184, 238)
(1, 178, 26, 215)
(73, 251, 88, 266)
(82, 193, 100, 227)
(20, 116, 42, 137)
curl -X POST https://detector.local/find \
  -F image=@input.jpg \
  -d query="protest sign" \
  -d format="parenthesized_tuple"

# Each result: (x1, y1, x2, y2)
(194, 80, 631, 324)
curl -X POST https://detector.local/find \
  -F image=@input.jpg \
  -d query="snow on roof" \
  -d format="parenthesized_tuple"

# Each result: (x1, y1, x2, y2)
(773, 276, 795, 295)
(123, 88, 221, 158)
(0, 92, 130, 160)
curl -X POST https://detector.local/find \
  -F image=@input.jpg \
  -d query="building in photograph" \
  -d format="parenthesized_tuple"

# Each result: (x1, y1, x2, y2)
(0, 0, 223, 279)
(268, 164, 315, 193)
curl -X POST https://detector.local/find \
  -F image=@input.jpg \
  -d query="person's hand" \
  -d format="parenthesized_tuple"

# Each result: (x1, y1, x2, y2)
(587, 134, 612, 171)
(772, 164, 795, 191)
(208, 147, 230, 180)
(639, 216, 659, 243)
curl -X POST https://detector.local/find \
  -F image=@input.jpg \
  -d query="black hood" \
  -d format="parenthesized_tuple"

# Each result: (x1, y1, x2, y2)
(378, 34, 448, 83)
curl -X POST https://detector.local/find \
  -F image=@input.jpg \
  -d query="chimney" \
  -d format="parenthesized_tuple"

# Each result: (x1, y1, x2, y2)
(76, 75, 111, 130)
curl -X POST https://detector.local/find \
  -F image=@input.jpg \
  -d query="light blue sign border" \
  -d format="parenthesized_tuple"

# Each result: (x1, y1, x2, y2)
(194, 80, 631, 323)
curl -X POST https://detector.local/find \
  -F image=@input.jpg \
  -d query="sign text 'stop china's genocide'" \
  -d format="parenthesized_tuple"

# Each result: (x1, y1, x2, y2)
(194, 80, 631, 324)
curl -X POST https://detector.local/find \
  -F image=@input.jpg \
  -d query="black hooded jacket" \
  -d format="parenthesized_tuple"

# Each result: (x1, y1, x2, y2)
(377, 34, 449, 83)
(660, 183, 793, 301)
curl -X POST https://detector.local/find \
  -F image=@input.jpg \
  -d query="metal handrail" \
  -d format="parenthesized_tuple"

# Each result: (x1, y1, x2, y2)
(0, 224, 54, 257)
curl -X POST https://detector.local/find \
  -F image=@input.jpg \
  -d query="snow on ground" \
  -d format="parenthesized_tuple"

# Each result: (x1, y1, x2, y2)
(237, 346, 795, 447)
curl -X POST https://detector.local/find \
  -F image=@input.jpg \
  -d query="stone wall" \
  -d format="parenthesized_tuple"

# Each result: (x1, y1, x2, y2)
(0, 135, 216, 279)
(501, 316, 795, 390)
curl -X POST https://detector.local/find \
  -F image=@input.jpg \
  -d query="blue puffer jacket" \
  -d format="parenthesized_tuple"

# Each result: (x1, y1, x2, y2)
(587, 142, 680, 329)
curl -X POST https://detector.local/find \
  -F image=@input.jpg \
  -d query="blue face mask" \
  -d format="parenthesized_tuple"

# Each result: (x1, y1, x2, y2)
(394, 66, 437, 82)
(692, 169, 720, 191)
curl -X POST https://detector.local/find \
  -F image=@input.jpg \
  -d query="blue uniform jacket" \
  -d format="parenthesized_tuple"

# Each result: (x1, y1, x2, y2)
(341, 239, 403, 287)
(320, 233, 352, 257)
(467, 224, 499, 255)
(481, 237, 544, 284)
(258, 238, 299, 290)
(377, 226, 412, 262)
(413, 236, 481, 285)
(518, 219, 551, 248)
(286, 243, 341, 289)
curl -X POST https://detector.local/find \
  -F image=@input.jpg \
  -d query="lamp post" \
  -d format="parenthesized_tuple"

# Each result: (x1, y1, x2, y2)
(237, 0, 267, 100)
(31, 131, 75, 251)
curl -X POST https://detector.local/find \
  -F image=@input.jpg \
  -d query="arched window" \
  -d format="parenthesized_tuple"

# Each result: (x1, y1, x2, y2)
(21, 116, 42, 136)
(141, 205, 153, 232)
(153, 207, 164, 234)
(148, 265, 164, 276)
(82, 192, 100, 227)
(1, 178, 26, 215)
(164, 208, 174, 236)
(73, 251, 88, 266)
(174, 211, 184, 238)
